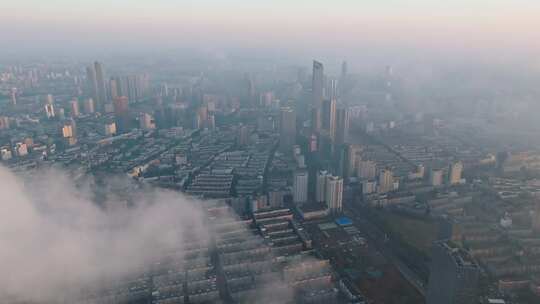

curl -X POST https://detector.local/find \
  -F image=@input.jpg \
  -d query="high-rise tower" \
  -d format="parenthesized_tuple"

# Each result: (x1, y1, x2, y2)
(325, 175, 343, 214)
(279, 107, 296, 153)
(293, 169, 309, 205)
(335, 107, 350, 146)
(70, 98, 80, 118)
(114, 96, 130, 133)
(448, 161, 463, 185)
(312, 60, 324, 132)
(94, 61, 107, 112)
(322, 98, 337, 141)
(316, 170, 330, 203)
(378, 168, 394, 194)
(86, 66, 99, 110)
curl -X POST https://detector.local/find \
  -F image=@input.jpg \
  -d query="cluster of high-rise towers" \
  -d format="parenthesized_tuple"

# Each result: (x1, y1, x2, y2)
(279, 60, 350, 216)
(279, 60, 350, 154)
(85, 61, 150, 131)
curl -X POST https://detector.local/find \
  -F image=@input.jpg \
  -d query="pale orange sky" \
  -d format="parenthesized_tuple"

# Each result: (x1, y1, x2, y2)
(2, 0, 540, 55)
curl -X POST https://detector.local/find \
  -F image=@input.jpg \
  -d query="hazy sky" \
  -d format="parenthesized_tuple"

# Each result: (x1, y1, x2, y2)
(2, 0, 540, 57)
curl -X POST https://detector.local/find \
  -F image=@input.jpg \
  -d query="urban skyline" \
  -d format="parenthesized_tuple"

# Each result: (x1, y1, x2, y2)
(2, 1, 540, 304)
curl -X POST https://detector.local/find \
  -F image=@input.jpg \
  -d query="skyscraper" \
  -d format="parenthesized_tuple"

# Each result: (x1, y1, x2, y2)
(195, 106, 215, 130)
(316, 170, 330, 203)
(61, 119, 77, 145)
(44, 94, 55, 119)
(109, 78, 119, 100)
(10, 88, 17, 106)
(70, 98, 80, 118)
(94, 61, 107, 112)
(116, 74, 151, 102)
(322, 98, 337, 141)
(335, 144, 347, 177)
(0, 116, 10, 130)
(311, 108, 321, 134)
(139, 112, 156, 130)
(325, 175, 343, 214)
(83, 98, 95, 114)
(426, 241, 479, 304)
(346, 144, 362, 179)
(341, 61, 348, 79)
(309, 134, 318, 152)
(246, 75, 256, 107)
(293, 169, 309, 205)
(237, 124, 249, 146)
(279, 107, 296, 153)
(329, 79, 338, 100)
(430, 169, 444, 187)
(378, 168, 394, 193)
(160, 83, 169, 97)
(86, 65, 99, 109)
(340, 61, 348, 98)
(127, 75, 137, 101)
(358, 160, 377, 180)
(448, 161, 463, 185)
(312, 60, 324, 131)
(103, 121, 117, 136)
(115, 76, 128, 97)
(55, 107, 65, 120)
(532, 196, 540, 233)
(335, 107, 350, 146)
(14, 142, 28, 157)
(114, 96, 130, 133)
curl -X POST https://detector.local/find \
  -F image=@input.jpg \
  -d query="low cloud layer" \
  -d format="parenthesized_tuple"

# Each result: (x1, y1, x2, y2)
(0, 166, 210, 303)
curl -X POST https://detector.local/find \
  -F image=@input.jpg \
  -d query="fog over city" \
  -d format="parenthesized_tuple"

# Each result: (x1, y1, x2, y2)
(2, 1, 540, 304)
(0, 166, 209, 302)
(0, 165, 302, 303)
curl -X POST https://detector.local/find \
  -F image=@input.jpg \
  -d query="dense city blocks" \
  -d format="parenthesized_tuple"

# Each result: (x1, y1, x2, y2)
(2, 3, 540, 303)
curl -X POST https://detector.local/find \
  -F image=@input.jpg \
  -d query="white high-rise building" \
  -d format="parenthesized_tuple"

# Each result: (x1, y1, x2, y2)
(44, 94, 55, 118)
(358, 160, 377, 180)
(322, 98, 337, 140)
(0, 147, 12, 160)
(10, 88, 17, 106)
(316, 170, 330, 203)
(362, 180, 377, 195)
(70, 99, 80, 117)
(408, 164, 425, 180)
(139, 112, 156, 130)
(83, 98, 95, 114)
(329, 79, 339, 100)
(326, 175, 343, 214)
(293, 169, 309, 204)
(448, 161, 463, 185)
(378, 168, 394, 194)
(44, 103, 55, 119)
(15, 142, 28, 157)
(430, 169, 444, 187)
(103, 121, 117, 136)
